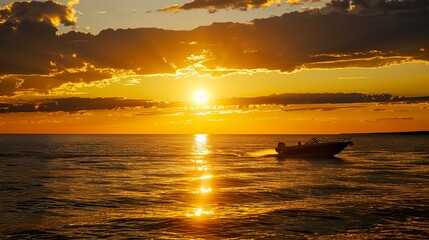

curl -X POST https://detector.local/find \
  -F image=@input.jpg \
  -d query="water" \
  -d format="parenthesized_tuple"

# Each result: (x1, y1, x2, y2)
(0, 134, 428, 239)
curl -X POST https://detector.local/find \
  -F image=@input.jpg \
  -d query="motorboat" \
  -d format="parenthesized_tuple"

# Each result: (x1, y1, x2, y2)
(275, 137, 353, 158)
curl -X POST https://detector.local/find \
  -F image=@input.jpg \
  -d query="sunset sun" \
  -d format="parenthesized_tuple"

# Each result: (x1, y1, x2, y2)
(193, 90, 208, 105)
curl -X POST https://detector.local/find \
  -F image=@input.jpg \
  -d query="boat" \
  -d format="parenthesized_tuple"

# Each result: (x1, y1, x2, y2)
(275, 137, 353, 158)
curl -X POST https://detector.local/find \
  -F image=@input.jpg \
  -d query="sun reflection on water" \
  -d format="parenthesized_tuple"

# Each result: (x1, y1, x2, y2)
(186, 134, 214, 218)
(192, 174, 213, 181)
(192, 187, 212, 194)
(200, 174, 212, 180)
(186, 208, 213, 217)
(195, 134, 207, 145)
(197, 165, 208, 171)
(191, 159, 205, 164)
(193, 134, 210, 156)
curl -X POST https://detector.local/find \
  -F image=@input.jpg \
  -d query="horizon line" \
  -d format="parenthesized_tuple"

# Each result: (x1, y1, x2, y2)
(0, 131, 428, 135)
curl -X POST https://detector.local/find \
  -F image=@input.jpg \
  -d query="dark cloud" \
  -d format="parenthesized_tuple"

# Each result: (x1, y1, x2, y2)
(0, 98, 158, 114)
(160, 0, 281, 13)
(0, 0, 77, 26)
(0, 78, 22, 96)
(0, 20, 62, 75)
(64, 28, 179, 74)
(212, 93, 421, 106)
(0, 65, 113, 96)
(0, 1, 79, 77)
(281, 106, 363, 112)
(371, 108, 386, 111)
(323, 0, 429, 15)
(0, 93, 428, 114)
(0, 0, 428, 96)
(73, 3, 428, 74)
(82, 0, 429, 74)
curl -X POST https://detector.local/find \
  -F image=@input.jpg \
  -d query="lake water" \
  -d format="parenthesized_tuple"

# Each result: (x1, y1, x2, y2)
(0, 134, 428, 239)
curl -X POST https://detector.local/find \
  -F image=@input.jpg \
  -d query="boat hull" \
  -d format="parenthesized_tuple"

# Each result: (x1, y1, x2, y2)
(277, 141, 352, 158)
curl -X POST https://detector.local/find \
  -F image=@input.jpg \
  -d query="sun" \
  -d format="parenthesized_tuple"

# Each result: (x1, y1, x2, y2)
(194, 90, 208, 105)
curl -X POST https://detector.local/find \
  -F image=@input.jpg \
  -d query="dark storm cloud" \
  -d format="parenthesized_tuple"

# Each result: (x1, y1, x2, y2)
(160, 0, 281, 13)
(0, 0, 428, 96)
(1, 93, 428, 114)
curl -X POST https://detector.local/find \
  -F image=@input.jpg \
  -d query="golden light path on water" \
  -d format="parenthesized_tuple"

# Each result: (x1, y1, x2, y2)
(186, 134, 214, 217)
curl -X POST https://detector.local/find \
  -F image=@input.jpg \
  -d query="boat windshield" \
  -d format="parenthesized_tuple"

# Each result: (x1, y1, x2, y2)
(304, 137, 328, 145)
(304, 137, 352, 145)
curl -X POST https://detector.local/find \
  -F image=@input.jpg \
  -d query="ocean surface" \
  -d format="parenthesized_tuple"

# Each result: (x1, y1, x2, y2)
(0, 134, 428, 239)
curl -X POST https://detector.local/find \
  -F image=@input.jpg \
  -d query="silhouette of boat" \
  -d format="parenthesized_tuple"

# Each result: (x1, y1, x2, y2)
(275, 137, 353, 158)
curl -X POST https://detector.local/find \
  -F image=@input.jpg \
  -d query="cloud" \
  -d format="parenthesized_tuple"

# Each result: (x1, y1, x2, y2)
(94, 1, 429, 75)
(338, 76, 371, 80)
(0, 78, 22, 96)
(0, 0, 77, 27)
(160, 0, 281, 13)
(0, 1, 79, 78)
(281, 105, 363, 112)
(367, 117, 414, 122)
(287, 0, 321, 6)
(0, 64, 113, 95)
(0, 98, 158, 114)
(68, 0, 80, 7)
(213, 93, 404, 106)
(0, 93, 428, 114)
(322, 0, 429, 15)
(0, 0, 428, 96)
(371, 108, 386, 111)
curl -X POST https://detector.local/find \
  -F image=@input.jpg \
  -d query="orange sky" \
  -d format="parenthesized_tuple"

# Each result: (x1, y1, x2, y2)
(0, 0, 428, 133)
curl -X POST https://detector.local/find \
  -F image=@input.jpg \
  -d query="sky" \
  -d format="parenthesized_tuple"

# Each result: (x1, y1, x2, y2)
(0, 0, 428, 134)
